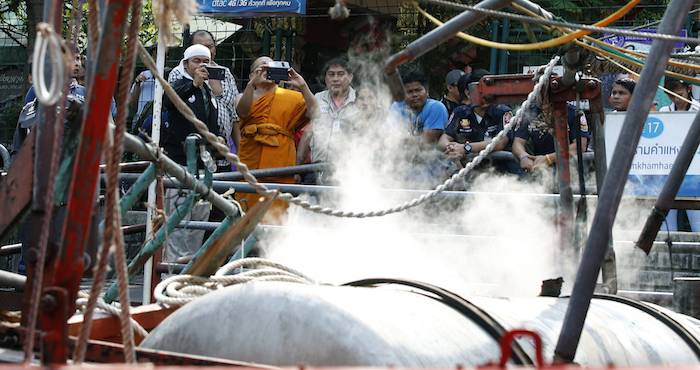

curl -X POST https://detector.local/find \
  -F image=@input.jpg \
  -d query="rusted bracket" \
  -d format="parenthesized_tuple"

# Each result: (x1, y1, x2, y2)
(0, 129, 35, 240)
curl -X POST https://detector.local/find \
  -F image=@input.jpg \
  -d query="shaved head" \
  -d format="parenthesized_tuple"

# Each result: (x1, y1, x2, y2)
(251, 56, 273, 71)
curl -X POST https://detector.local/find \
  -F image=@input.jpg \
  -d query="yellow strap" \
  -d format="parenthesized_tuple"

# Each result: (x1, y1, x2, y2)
(413, 0, 638, 51)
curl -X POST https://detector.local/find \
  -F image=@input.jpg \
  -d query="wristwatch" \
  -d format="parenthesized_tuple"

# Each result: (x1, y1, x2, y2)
(463, 143, 472, 154)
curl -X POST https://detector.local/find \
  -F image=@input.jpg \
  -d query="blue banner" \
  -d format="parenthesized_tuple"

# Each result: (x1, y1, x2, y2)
(198, 0, 305, 15)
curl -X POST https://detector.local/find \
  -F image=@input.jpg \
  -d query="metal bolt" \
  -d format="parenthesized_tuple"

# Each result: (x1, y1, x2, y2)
(41, 293, 57, 312)
(483, 78, 494, 86)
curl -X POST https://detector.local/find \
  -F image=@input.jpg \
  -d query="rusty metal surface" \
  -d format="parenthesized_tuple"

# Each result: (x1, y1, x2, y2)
(67, 304, 176, 344)
(0, 129, 35, 239)
(37, 0, 134, 364)
(552, 101, 574, 253)
(472, 75, 601, 106)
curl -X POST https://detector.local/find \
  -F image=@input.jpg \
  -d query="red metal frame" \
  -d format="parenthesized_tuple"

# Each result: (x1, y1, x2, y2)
(472, 74, 601, 255)
(36, 0, 134, 364)
(0, 130, 35, 238)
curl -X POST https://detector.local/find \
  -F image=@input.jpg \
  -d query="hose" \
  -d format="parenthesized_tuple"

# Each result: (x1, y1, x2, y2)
(343, 278, 533, 366)
(32, 23, 65, 106)
(414, 0, 639, 51)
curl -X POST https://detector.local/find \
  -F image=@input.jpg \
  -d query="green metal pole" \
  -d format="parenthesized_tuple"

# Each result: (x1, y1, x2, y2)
(104, 138, 200, 302)
(117, 164, 156, 218)
(181, 215, 235, 274)
(498, 18, 509, 74)
(490, 20, 499, 74)
(103, 193, 196, 302)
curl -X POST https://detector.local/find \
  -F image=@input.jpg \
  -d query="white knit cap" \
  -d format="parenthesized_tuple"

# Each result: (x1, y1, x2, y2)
(183, 44, 211, 60)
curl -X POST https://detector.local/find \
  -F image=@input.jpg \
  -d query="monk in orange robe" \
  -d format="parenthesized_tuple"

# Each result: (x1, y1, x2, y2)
(235, 56, 317, 222)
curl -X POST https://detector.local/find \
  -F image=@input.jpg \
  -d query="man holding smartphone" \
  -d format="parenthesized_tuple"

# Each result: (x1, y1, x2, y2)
(235, 56, 317, 222)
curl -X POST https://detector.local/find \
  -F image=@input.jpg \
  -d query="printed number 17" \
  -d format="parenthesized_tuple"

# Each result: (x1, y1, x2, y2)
(647, 120, 661, 134)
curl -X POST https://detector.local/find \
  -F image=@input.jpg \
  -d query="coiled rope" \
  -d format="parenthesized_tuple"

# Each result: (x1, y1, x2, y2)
(76, 291, 149, 338)
(154, 258, 316, 306)
(137, 42, 559, 218)
(32, 23, 65, 106)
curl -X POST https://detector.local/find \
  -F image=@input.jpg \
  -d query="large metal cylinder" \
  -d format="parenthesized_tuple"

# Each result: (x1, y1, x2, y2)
(142, 282, 700, 366)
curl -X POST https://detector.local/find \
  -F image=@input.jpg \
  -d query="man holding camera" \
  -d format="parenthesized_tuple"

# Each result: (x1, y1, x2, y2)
(169, 30, 239, 170)
(235, 56, 317, 220)
(161, 44, 220, 262)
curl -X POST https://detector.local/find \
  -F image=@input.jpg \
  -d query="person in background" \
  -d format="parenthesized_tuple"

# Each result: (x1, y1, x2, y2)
(235, 56, 316, 221)
(608, 78, 636, 112)
(441, 69, 464, 116)
(391, 71, 447, 146)
(511, 104, 590, 173)
(438, 70, 518, 175)
(300, 57, 358, 184)
(659, 78, 700, 112)
(161, 44, 220, 262)
(170, 30, 239, 171)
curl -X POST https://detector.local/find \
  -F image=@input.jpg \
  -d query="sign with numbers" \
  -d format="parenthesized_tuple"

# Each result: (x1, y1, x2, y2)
(197, 0, 305, 15)
(605, 112, 700, 196)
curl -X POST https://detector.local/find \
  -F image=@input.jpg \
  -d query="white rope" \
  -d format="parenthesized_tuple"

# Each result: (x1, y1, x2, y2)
(138, 41, 560, 219)
(76, 291, 149, 338)
(153, 257, 316, 306)
(32, 23, 65, 106)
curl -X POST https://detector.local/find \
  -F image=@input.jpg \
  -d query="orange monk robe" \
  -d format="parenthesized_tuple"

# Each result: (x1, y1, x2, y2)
(236, 87, 308, 221)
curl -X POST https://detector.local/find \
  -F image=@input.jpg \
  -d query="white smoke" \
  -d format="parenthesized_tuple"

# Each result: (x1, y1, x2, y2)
(258, 54, 579, 299)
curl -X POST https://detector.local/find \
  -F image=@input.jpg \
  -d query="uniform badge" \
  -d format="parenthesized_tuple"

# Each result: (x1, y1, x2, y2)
(188, 95, 196, 103)
(460, 118, 471, 128)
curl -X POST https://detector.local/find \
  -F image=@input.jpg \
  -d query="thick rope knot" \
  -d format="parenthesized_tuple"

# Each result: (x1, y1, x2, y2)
(241, 123, 293, 147)
(153, 258, 316, 306)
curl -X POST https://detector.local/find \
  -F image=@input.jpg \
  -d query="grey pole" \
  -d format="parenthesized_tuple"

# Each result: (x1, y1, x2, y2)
(383, 0, 511, 100)
(554, 0, 694, 362)
(636, 110, 700, 253)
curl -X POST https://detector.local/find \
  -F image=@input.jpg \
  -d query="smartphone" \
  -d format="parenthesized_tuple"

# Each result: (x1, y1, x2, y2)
(205, 65, 226, 80)
(266, 61, 290, 81)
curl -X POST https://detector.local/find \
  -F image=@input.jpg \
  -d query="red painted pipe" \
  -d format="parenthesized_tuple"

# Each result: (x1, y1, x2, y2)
(552, 101, 574, 255)
(40, 0, 134, 364)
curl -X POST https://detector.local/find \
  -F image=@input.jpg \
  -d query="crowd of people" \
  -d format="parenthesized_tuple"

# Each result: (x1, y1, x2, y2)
(14, 30, 700, 260)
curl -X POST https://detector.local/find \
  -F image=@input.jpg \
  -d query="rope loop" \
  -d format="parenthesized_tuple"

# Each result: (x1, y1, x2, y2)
(32, 23, 66, 106)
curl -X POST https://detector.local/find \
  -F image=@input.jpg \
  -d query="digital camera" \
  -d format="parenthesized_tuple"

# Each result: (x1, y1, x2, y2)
(205, 65, 226, 80)
(266, 61, 290, 81)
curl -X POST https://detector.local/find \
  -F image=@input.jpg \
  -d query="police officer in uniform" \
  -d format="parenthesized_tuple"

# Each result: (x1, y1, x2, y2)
(438, 100, 519, 175)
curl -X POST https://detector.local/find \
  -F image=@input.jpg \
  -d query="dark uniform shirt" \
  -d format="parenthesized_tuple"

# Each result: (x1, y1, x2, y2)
(440, 96, 463, 117)
(514, 104, 590, 156)
(445, 104, 513, 145)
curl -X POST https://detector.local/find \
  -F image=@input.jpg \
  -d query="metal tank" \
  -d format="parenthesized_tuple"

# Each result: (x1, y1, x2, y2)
(141, 280, 700, 367)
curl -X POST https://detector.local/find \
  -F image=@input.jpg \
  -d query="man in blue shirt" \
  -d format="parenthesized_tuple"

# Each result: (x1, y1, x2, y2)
(391, 71, 448, 146)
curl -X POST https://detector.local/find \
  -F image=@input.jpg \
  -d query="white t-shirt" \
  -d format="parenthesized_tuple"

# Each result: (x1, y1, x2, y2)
(658, 99, 700, 112)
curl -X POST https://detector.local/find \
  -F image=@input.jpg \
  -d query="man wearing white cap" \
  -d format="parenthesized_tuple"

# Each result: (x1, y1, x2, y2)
(163, 43, 220, 164)
(162, 43, 220, 262)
